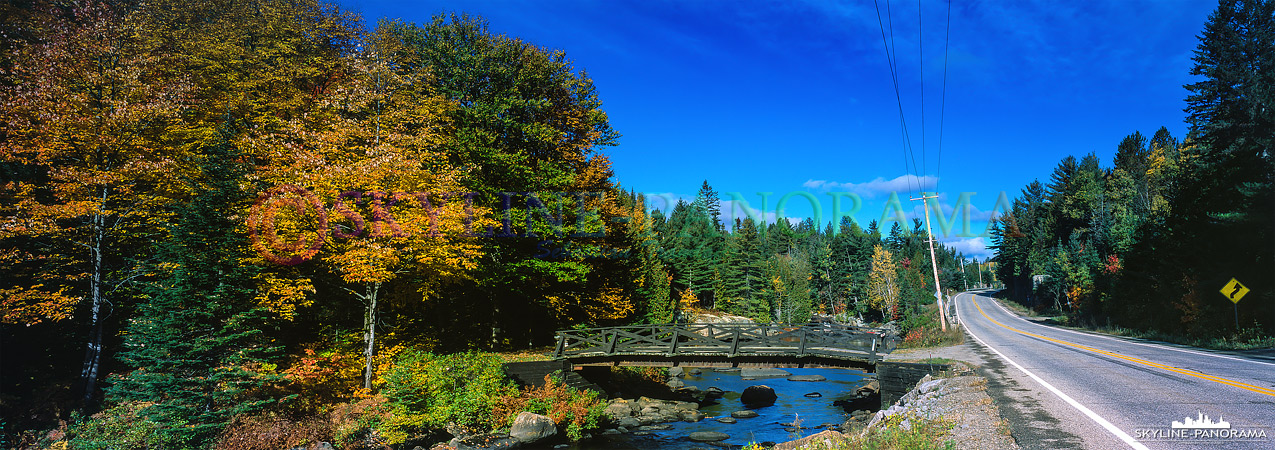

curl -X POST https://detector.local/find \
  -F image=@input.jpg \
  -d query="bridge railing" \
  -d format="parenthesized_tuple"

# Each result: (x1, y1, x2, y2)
(552, 322, 899, 364)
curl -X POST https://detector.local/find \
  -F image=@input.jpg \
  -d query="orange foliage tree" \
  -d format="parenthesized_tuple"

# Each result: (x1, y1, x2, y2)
(0, 0, 193, 404)
(246, 26, 485, 389)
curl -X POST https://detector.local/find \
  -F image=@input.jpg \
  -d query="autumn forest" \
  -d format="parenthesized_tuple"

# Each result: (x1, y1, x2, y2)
(1, 0, 1272, 449)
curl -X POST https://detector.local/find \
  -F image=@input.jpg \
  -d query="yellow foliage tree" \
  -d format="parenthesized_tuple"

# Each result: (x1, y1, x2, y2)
(246, 26, 486, 389)
(868, 245, 900, 320)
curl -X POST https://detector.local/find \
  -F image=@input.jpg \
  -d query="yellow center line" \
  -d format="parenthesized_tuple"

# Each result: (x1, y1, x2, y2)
(970, 296, 1275, 398)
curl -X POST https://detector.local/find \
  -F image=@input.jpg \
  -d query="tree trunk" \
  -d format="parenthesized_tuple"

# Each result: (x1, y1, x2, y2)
(489, 292, 501, 349)
(363, 282, 381, 390)
(79, 207, 106, 407)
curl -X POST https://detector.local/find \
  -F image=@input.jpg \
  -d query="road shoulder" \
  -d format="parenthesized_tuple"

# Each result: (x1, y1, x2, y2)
(890, 339, 1114, 449)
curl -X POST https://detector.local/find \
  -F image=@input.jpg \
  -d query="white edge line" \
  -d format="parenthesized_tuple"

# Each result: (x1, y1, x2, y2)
(956, 293, 1151, 450)
(981, 291, 1275, 368)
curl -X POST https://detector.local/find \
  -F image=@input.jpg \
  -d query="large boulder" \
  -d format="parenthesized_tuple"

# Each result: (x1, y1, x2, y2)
(856, 379, 880, 396)
(740, 385, 777, 406)
(688, 431, 730, 442)
(691, 311, 754, 325)
(771, 430, 848, 450)
(509, 412, 557, 444)
(787, 374, 826, 382)
(604, 401, 634, 419)
(447, 435, 522, 450)
(679, 409, 706, 422)
(740, 368, 790, 380)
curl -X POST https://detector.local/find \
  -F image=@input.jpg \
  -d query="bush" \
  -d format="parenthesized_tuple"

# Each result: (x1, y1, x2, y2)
(900, 304, 963, 349)
(213, 396, 393, 450)
(60, 403, 184, 450)
(214, 411, 330, 450)
(377, 351, 516, 443)
(609, 366, 667, 385)
(491, 374, 605, 440)
(281, 345, 365, 410)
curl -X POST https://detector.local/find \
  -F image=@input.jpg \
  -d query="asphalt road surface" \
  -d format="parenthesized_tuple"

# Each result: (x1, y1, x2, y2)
(954, 290, 1275, 450)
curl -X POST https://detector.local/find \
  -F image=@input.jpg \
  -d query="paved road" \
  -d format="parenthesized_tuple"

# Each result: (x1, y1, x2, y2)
(954, 290, 1275, 450)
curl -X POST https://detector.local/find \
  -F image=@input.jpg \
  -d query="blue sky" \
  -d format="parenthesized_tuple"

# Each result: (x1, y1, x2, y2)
(338, 0, 1217, 259)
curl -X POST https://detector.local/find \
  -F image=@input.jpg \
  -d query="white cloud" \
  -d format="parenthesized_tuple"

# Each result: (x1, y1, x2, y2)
(905, 197, 998, 226)
(719, 199, 802, 228)
(941, 237, 993, 259)
(803, 175, 939, 198)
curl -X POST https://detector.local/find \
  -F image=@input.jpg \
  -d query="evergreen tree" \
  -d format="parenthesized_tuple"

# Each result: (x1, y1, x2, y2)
(719, 218, 767, 320)
(695, 180, 724, 233)
(886, 222, 906, 251)
(107, 140, 281, 447)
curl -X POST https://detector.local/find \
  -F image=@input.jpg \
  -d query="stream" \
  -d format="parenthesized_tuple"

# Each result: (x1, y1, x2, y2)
(548, 367, 874, 450)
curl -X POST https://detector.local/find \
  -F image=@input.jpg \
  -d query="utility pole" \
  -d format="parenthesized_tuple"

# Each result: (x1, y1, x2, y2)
(962, 258, 969, 292)
(911, 192, 947, 331)
(977, 260, 984, 288)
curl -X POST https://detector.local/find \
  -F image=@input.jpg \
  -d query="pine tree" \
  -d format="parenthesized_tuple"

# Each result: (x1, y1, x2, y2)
(886, 222, 906, 251)
(696, 180, 724, 233)
(107, 139, 281, 447)
(719, 218, 767, 319)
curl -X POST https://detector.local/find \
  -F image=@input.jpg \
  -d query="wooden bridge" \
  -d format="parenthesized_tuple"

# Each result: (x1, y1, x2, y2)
(552, 323, 899, 372)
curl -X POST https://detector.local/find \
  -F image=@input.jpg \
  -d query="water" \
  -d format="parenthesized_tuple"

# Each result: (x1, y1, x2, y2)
(551, 367, 872, 450)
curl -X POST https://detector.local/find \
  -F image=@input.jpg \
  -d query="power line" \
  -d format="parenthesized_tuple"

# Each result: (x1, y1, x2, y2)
(918, 0, 926, 181)
(937, 0, 952, 179)
(874, 0, 922, 196)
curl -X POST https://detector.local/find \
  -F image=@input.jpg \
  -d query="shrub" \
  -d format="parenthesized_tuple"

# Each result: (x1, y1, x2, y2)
(491, 374, 605, 440)
(378, 350, 516, 443)
(328, 396, 395, 449)
(610, 366, 667, 384)
(61, 403, 180, 450)
(899, 304, 963, 348)
(281, 345, 364, 409)
(214, 411, 330, 450)
(214, 396, 393, 450)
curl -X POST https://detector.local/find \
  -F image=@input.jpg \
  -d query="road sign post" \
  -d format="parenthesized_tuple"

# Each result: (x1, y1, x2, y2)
(1219, 278, 1249, 330)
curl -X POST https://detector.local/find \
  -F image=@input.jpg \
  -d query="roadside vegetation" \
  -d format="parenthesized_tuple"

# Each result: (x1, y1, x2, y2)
(898, 303, 964, 349)
(995, 292, 1275, 351)
(989, 0, 1274, 350)
(742, 413, 956, 450)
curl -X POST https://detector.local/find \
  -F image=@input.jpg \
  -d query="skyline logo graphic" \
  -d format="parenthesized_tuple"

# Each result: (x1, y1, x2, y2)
(1171, 412, 1230, 429)
(1134, 411, 1267, 442)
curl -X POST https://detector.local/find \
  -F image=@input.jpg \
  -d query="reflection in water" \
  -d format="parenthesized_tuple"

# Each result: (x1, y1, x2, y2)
(539, 367, 872, 450)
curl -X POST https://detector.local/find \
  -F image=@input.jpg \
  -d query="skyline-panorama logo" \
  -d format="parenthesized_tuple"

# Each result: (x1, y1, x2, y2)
(1134, 411, 1268, 442)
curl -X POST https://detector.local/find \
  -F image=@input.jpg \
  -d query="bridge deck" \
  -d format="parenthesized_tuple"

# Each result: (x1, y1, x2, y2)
(553, 323, 899, 369)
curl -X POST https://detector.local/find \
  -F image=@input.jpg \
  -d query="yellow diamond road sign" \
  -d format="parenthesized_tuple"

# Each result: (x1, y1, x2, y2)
(1220, 278, 1249, 304)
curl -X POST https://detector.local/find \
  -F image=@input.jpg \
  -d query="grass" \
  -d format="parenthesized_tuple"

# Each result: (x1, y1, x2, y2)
(492, 346, 556, 363)
(899, 304, 965, 349)
(740, 413, 956, 450)
(918, 357, 957, 366)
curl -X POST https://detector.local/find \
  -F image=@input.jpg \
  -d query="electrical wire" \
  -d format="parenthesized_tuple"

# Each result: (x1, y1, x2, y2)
(918, 0, 926, 188)
(937, 0, 952, 180)
(874, 0, 922, 196)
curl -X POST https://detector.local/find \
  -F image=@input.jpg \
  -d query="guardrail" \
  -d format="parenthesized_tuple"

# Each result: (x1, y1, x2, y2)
(552, 322, 899, 364)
